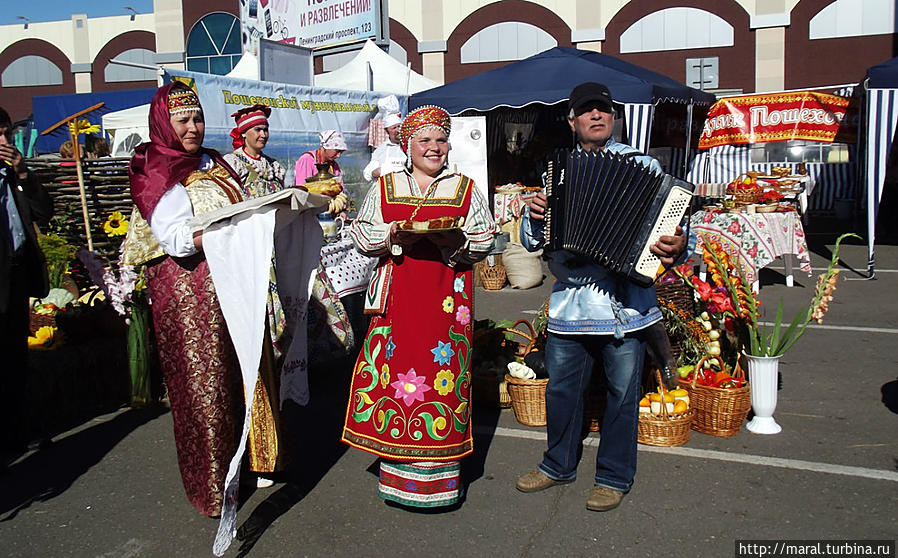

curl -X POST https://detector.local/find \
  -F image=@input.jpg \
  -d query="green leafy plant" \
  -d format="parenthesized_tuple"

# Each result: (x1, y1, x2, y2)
(37, 233, 77, 289)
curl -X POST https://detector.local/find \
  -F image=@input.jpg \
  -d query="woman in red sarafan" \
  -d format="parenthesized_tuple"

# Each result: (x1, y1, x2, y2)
(342, 105, 496, 508)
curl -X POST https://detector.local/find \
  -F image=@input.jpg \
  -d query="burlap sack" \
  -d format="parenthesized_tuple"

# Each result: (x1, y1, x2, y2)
(502, 242, 543, 289)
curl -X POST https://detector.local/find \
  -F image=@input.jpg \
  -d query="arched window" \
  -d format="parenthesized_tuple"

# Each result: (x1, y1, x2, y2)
(105, 48, 157, 82)
(460, 22, 556, 64)
(185, 13, 241, 75)
(2, 55, 63, 87)
(620, 7, 734, 53)
(810, 0, 895, 39)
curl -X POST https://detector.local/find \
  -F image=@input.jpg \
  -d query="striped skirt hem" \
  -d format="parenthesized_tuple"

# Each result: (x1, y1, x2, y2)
(378, 460, 461, 508)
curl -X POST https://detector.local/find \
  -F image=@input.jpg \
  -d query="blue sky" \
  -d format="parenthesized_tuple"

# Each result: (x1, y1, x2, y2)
(0, 0, 155, 26)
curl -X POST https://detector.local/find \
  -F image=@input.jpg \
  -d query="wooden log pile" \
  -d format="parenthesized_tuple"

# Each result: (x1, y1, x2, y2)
(26, 157, 134, 259)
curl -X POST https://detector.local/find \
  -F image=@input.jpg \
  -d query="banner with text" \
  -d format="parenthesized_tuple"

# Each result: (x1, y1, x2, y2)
(699, 91, 850, 149)
(241, 0, 380, 55)
(165, 69, 405, 200)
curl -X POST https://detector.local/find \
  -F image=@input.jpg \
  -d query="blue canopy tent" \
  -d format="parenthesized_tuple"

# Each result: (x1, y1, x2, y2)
(862, 56, 898, 278)
(31, 88, 155, 154)
(410, 47, 715, 159)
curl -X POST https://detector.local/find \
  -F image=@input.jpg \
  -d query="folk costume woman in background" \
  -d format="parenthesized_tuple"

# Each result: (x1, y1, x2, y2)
(342, 105, 496, 508)
(121, 82, 247, 517)
(223, 104, 290, 489)
(223, 104, 286, 198)
(294, 129, 345, 188)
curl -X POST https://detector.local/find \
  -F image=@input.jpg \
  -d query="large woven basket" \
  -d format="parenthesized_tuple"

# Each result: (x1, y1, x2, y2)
(655, 276, 696, 363)
(638, 369, 693, 446)
(655, 276, 695, 318)
(479, 263, 507, 290)
(679, 356, 750, 437)
(505, 373, 548, 426)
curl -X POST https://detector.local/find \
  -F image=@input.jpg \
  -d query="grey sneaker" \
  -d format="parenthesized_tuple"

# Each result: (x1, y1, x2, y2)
(586, 485, 624, 511)
(515, 469, 574, 493)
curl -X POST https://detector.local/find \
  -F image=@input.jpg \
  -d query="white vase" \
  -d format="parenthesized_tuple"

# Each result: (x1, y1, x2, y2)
(743, 352, 782, 434)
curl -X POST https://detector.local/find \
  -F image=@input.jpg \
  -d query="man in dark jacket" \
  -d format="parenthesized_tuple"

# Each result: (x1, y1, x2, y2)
(1, 107, 51, 452)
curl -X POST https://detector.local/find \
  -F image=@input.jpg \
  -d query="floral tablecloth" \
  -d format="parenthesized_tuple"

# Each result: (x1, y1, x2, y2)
(690, 210, 812, 285)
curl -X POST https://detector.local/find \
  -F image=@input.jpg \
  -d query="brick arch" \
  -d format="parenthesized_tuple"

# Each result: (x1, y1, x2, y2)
(183, 6, 239, 39)
(92, 30, 157, 93)
(604, 1, 754, 93)
(0, 38, 74, 120)
(444, 0, 572, 83)
(786, 0, 897, 89)
(389, 18, 422, 74)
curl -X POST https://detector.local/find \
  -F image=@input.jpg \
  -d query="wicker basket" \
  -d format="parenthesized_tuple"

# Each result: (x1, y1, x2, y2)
(733, 189, 763, 205)
(638, 369, 693, 446)
(655, 276, 696, 363)
(480, 263, 507, 290)
(505, 373, 548, 426)
(29, 310, 57, 335)
(655, 276, 695, 318)
(679, 355, 750, 437)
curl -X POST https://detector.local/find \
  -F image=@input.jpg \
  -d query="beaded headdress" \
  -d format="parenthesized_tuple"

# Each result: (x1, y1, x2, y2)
(168, 89, 201, 115)
(399, 105, 451, 153)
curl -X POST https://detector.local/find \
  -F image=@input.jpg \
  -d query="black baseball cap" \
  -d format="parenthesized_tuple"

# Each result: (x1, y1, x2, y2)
(568, 82, 615, 114)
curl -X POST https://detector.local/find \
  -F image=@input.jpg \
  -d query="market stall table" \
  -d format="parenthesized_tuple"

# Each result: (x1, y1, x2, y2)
(690, 209, 812, 291)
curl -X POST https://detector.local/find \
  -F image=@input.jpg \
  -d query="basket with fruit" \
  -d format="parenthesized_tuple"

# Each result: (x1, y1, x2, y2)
(638, 369, 694, 446)
(726, 173, 764, 205)
(678, 354, 750, 437)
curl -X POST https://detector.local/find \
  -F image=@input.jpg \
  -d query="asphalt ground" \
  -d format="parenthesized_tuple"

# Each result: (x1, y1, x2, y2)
(1, 222, 896, 557)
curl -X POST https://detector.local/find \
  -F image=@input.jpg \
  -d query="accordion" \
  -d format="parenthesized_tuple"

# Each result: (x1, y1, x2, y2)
(544, 149, 694, 287)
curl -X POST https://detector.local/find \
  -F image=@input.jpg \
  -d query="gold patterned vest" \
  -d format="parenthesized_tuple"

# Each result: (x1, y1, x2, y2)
(121, 164, 244, 266)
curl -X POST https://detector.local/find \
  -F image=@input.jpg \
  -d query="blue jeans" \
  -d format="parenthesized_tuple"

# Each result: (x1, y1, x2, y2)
(537, 331, 645, 492)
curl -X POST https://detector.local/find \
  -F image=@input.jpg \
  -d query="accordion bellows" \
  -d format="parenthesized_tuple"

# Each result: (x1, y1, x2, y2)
(545, 149, 694, 287)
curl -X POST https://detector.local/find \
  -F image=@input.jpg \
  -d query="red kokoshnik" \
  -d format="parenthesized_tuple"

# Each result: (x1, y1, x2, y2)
(398, 105, 452, 153)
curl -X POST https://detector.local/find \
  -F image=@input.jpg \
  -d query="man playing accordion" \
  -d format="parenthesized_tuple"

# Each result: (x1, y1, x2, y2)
(516, 82, 690, 512)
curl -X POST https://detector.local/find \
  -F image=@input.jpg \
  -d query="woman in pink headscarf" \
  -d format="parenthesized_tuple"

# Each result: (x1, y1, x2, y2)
(294, 129, 346, 188)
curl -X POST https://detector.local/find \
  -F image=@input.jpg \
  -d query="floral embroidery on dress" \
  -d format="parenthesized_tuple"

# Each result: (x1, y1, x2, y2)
(434, 370, 455, 396)
(385, 336, 396, 359)
(380, 364, 390, 389)
(442, 296, 454, 313)
(453, 277, 464, 292)
(390, 368, 431, 406)
(455, 305, 471, 325)
(431, 340, 455, 365)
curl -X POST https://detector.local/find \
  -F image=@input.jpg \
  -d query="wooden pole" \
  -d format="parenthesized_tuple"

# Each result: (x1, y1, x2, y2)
(70, 125, 94, 251)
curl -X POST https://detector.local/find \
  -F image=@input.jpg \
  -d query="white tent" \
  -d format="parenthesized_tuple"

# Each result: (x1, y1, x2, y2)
(227, 52, 260, 80)
(102, 104, 150, 157)
(314, 39, 439, 94)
